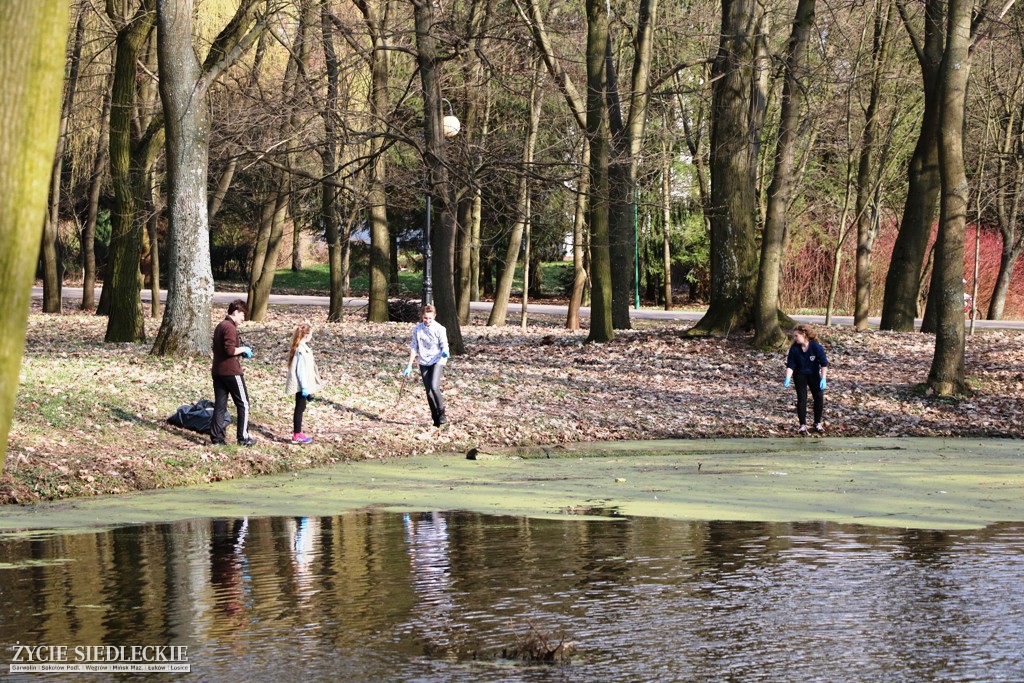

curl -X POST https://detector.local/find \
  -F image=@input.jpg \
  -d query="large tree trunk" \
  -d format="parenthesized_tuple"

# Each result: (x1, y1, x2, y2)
(585, 0, 614, 343)
(40, 8, 84, 314)
(488, 60, 542, 326)
(355, 0, 392, 323)
(152, 0, 210, 354)
(104, 0, 156, 343)
(689, 0, 760, 337)
(413, 0, 464, 353)
(753, 0, 814, 348)
(151, 0, 262, 354)
(927, 0, 972, 396)
(149, 0, 211, 352)
(879, 0, 944, 331)
(0, 0, 69, 471)
(606, 0, 658, 330)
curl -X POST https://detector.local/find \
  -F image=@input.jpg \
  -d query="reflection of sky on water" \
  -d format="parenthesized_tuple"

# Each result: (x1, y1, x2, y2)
(402, 512, 456, 650)
(291, 516, 317, 592)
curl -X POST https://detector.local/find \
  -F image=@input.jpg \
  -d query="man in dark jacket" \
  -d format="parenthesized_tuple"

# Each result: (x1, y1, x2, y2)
(211, 299, 255, 446)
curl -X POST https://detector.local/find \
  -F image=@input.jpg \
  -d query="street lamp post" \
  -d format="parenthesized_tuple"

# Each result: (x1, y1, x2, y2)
(422, 98, 460, 306)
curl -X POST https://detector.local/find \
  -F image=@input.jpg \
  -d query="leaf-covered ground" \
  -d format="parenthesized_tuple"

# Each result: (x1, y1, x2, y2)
(3, 303, 1022, 504)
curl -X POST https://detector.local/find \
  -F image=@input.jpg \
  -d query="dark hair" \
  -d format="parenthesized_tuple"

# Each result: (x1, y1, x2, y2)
(228, 299, 249, 316)
(421, 304, 436, 315)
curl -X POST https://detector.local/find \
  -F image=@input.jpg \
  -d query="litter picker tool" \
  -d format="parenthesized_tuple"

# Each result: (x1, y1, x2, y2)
(392, 371, 410, 411)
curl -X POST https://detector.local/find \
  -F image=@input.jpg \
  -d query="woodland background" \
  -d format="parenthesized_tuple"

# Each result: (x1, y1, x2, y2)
(37, 0, 1024, 330)
(3, 0, 1024, 476)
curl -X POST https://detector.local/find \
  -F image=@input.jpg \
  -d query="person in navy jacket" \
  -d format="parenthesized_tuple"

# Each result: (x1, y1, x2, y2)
(784, 324, 829, 435)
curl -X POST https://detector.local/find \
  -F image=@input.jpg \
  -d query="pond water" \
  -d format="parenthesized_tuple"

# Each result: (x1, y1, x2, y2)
(1, 512, 1023, 681)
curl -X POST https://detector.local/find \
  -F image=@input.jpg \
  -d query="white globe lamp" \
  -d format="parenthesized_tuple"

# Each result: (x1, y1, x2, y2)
(442, 114, 461, 138)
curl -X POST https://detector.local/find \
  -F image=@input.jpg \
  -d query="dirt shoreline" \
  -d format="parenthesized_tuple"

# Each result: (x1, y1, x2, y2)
(2, 304, 1022, 506)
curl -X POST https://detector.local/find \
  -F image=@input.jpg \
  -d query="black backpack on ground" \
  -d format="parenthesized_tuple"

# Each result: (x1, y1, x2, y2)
(167, 399, 228, 434)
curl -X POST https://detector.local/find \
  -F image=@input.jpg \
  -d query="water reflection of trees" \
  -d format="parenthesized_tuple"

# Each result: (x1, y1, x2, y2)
(2, 516, 1023, 680)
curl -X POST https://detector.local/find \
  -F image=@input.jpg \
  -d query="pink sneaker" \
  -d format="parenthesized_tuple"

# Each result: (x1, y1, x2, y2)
(292, 432, 312, 444)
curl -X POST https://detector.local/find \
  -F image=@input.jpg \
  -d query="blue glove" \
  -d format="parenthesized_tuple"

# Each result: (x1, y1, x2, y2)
(784, 376, 791, 388)
(819, 377, 827, 390)
(441, 351, 449, 359)
(239, 346, 253, 358)
(403, 364, 412, 378)
(301, 390, 310, 398)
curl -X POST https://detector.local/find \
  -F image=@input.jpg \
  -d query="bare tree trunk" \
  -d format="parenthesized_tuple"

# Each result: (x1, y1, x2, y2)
(514, 0, 599, 331)
(40, 7, 84, 314)
(291, 201, 303, 272)
(606, 0, 658, 330)
(151, 0, 262, 354)
(413, 0, 464, 353)
(566, 140, 590, 330)
(753, 0, 814, 347)
(824, 34, 866, 326)
(319, 0, 344, 322)
(927, 0, 973, 396)
(81, 73, 112, 311)
(207, 158, 237, 222)
(355, 0, 392, 323)
(469, 164, 484, 301)
(153, 0, 212, 350)
(249, 178, 291, 321)
(247, 2, 307, 322)
(0, 0, 69, 471)
(520, 194, 532, 330)
(661, 148, 672, 311)
(488, 60, 542, 326)
(104, 0, 156, 343)
(689, 0, 761, 337)
(146, 169, 161, 318)
(455, 0, 494, 324)
(880, 0, 944, 331)
(987, 63, 1024, 320)
(585, 0, 613, 343)
(248, 187, 276, 302)
(854, 0, 895, 331)
(467, 88, 490, 305)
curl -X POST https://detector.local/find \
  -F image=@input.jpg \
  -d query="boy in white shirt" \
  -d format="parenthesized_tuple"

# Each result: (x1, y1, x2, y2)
(404, 304, 450, 427)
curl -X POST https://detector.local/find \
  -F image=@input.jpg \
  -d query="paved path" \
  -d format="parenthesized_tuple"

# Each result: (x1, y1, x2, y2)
(34, 286, 1024, 330)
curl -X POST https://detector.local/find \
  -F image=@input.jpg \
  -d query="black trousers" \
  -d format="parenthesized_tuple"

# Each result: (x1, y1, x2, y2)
(211, 373, 250, 443)
(293, 392, 307, 434)
(793, 373, 823, 426)
(419, 363, 445, 426)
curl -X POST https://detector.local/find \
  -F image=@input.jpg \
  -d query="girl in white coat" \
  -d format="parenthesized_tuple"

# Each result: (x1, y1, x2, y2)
(285, 323, 323, 443)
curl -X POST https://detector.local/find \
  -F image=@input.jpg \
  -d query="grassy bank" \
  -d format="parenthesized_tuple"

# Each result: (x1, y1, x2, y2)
(2, 303, 1022, 505)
